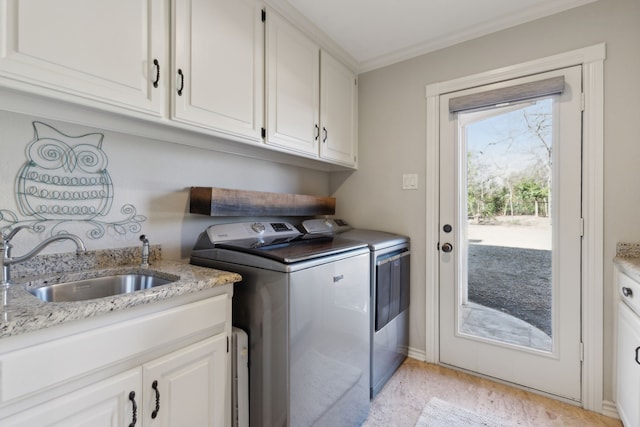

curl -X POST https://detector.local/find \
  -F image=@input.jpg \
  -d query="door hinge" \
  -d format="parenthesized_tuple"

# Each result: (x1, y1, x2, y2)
(261, 127, 266, 138)
(227, 336, 230, 353)
(437, 242, 440, 251)
(580, 341, 584, 362)
(581, 92, 585, 111)
(261, 9, 266, 22)
(579, 217, 585, 237)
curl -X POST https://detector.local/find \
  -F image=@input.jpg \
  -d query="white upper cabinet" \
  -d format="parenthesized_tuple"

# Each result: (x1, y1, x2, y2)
(319, 50, 357, 166)
(0, 0, 356, 169)
(265, 11, 320, 156)
(0, 0, 165, 116)
(172, 0, 264, 142)
(266, 10, 357, 167)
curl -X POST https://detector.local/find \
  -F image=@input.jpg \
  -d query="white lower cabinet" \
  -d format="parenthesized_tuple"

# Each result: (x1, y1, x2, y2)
(143, 334, 227, 427)
(1, 335, 226, 426)
(1, 368, 141, 426)
(0, 291, 232, 427)
(617, 300, 640, 427)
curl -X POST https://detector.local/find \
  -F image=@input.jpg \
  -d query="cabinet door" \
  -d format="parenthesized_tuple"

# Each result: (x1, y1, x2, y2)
(173, 0, 263, 142)
(319, 51, 358, 167)
(617, 302, 640, 427)
(143, 334, 228, 427)
(0, 368, 141, 427)
(266, 10, 320, 156)
(0, 0, 165, 116)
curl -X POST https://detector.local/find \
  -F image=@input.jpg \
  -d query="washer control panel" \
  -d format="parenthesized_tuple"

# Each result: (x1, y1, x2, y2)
(302, 218, 352, 234)
(205, 221, 300, 243)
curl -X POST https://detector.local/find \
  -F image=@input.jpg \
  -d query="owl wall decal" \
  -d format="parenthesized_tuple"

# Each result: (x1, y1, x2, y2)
(16, 121, 114, 220)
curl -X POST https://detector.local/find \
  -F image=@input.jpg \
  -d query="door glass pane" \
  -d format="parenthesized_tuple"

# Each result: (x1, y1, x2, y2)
(458, 97, 553, 352)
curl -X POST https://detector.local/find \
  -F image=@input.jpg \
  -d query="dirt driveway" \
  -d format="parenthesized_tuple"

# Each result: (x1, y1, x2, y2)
(467, 216, 552, 336)
(468, 215, 551, 250)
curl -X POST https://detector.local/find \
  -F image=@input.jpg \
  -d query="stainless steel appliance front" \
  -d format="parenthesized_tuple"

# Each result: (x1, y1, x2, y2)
(191, 222, 370, 427)
(302, 220, 411, 399)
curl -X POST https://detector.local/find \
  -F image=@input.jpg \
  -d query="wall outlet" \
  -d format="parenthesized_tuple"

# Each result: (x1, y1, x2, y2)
(402, 173, 418, 190)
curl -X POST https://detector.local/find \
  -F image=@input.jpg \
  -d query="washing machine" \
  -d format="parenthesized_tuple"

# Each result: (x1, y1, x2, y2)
(191, 221, 370, 426)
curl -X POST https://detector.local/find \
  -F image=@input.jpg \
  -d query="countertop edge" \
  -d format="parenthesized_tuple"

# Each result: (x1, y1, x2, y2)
(1, 260, 241, 339)
(613, 256, 640, 283)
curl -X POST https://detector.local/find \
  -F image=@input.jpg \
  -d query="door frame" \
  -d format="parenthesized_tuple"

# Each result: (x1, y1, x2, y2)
(424, 43, 605, 411)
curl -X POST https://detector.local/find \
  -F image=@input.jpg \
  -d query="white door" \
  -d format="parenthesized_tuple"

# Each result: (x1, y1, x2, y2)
(0, 0, 165, 116)
(439, 66, 583, 401)
(172, 0, 264, 142)
(0, 368, 141, 427)
(143, 335, 228, 427)
(265, 10, 320, 156)
(319, 50, 357, 167)
(616, 300, 640, 427)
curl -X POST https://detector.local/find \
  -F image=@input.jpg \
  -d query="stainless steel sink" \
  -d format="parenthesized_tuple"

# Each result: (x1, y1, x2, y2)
(28, 273, 178, 303)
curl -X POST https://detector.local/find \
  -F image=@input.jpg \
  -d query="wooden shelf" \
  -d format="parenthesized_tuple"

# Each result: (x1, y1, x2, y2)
(189, 187, 335, 217)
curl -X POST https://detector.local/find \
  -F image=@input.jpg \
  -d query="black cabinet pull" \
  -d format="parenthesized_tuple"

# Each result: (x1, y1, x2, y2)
(322, 126, 328, 143)
(151, 380, 161, 419)
(128, 391, 137, 427)
(314, 124, 319, 141)
(622, 287, 633, 298)
(152, 59, 160, 88)
(636, 346, 640, 365)
(177, 69, 184, 96)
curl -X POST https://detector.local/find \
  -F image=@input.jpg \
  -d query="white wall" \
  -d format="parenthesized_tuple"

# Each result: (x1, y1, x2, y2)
(331, 0, 640, 404)
(0, 110, 330, 260)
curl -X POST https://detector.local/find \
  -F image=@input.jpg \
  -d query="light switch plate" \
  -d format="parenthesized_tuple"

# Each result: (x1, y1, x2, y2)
(402, 174, 418, 190)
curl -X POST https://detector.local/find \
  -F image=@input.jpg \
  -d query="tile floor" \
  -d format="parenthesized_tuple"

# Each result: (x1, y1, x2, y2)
(363, 358, 621, 427)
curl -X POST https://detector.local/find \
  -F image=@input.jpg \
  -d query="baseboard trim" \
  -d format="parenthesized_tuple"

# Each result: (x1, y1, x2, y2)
(601, 400, 619, 419)
(408, 347, 427, 361)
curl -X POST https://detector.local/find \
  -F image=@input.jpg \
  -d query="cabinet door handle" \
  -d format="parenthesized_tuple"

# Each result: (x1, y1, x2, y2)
(151, 380, 161, 419)
(128, 391, 138, 427)
(636, 346, 640, 365)
(314, 124, 319, 141)
(622, 287, 633, 298)
(322, 126, 328, 143)
(177, 69, 185, 96)
(152, 59, 160, 88)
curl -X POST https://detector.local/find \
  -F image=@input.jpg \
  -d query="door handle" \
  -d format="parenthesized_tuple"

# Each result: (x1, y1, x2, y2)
(441, 243, 453, 253)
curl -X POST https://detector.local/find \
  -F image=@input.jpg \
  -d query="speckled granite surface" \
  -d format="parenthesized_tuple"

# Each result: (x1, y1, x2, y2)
(0, 246, 241, 339)
(613, 242, 640, 283)
(615, 242, 640, 259)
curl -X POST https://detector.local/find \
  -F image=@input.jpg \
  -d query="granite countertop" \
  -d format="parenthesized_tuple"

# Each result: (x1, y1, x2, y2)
(0, 246, 241, 339)
(613, 242, 640, 283)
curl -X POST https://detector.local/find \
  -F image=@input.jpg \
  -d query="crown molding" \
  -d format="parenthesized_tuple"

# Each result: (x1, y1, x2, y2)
(349, 0, 598, 73)
(263, 0, 359, 72)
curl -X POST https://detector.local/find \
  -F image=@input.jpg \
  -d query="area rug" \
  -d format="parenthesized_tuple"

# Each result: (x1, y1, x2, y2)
(415, 397, 512, 427)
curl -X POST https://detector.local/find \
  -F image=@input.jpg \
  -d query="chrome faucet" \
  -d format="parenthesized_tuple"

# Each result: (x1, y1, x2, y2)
(139, 235, 150, 268)
(1, 227, 86, 286)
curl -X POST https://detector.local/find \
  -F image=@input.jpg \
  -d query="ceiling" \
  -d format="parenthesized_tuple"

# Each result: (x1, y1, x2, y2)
(275, 0, 598, 72)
